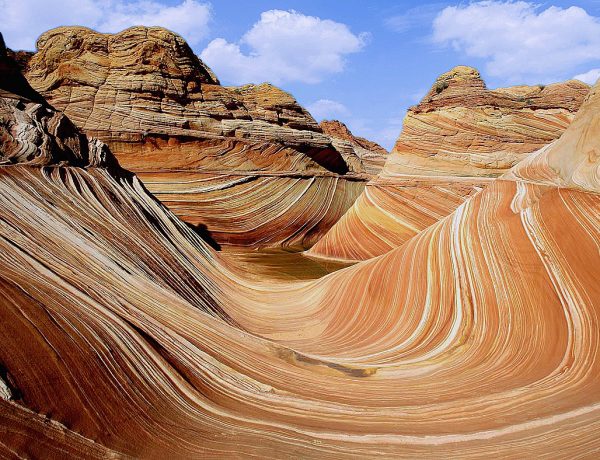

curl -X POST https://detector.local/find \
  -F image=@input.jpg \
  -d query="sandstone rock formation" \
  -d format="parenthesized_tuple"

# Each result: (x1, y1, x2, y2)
(320, 119, 387, 175)
(389, 66, 588, 177)
(0, 34, 108, 167)
(2, 29, 600, 457)
(308, 66, 589, 261)
(22, 26, 385, 248)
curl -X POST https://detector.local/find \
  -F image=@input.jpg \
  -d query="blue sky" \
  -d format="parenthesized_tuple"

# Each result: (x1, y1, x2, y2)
(4, 0, 600, 149)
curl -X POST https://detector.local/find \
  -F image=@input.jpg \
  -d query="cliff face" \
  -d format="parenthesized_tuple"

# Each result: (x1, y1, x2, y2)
(25, 26, 337, 173)
(308, 66, 589, 261)
(387, 65, 589, 178)
(22, 26, 385, 248)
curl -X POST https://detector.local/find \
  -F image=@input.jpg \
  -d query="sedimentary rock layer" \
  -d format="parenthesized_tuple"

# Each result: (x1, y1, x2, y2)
(320, 119, 388, 175)
(21, 26, 385, 248)
(306, 177, 489, 261)
(309, 66, 589, 261)
(138, 171, 364, 248)
(387, 66, 589, 178)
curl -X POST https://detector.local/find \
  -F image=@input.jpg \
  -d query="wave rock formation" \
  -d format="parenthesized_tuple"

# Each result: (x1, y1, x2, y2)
(2, 30, 600, 458)
(309, 66, 589, 261)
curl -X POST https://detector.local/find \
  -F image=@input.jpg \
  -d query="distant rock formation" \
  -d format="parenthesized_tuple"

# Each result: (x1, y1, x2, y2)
(389, 65, 589, 178)
(22, 26, 384, 248)
(320, 120, 387, 175)
(308, 66, 589, 261)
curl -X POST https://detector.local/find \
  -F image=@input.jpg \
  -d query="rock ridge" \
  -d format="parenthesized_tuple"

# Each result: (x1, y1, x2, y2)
(309, 65, 590, 261)
(22, 26, 385, 247)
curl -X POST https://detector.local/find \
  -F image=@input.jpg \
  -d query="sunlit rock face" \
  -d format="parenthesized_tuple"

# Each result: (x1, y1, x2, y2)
(387, 66, 588, 177)
(2, 32, 600, 457)
(21, 26, 384, 248)
(308, 66, 589, 261)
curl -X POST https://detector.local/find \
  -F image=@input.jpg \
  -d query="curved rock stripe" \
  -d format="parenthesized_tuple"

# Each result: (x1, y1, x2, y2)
(137, 171, 364, 248)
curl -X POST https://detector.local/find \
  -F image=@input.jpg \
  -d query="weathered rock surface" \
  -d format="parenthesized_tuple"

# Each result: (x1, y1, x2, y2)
(320, 119, 387, 175)
(309, 66, 589, 261)
(0, 36, 109, 167)
(2, 34, 600, 457)
(23, 26, 384, 248)
(388, 66, 589, 178)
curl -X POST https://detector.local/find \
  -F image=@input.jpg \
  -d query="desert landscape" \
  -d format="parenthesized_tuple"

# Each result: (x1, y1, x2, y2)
(1, 2, 600, 458)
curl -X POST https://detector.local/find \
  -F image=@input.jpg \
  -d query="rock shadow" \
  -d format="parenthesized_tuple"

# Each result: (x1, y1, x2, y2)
(189, 223, 221, 250)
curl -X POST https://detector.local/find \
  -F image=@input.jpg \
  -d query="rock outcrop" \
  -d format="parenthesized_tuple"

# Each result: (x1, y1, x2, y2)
(308, 66, 590, 261)
(22, 26, 384, 248)
(0, 35, 109, 167)
(320, 119, 387, 175)
(389, 66, 589, 177)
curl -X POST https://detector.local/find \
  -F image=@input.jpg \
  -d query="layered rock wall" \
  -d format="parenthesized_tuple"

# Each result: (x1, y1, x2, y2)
(309, 66, 589, 260)
(23, 26, 385, 248)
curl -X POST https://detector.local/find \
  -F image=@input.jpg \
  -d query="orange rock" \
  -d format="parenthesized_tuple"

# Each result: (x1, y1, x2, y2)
(320, 119, 388, 175)
(24, 26, 384, 248)
(309, 66, 589, 261)
(390, 66, 589, 178)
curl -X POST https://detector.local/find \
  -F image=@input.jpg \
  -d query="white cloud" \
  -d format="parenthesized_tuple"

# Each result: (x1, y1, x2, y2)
(573, 68, 600, 85)
(307, 99, 349, 121)
(200, 9, 368, 85)
(0, 0, 211, 50)
(432, 1, 600, 83)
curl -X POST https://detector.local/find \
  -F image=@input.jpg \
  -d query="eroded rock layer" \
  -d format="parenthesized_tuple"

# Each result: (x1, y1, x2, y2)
(307, 176, 489, 261)
(309, 66, 589, 261)
(138, 171, 363, 247)
(387, 66, 589, 178)
(21, 26, 384, 248)
(320, 119, 388, 175)
(2, 38, 600, 457)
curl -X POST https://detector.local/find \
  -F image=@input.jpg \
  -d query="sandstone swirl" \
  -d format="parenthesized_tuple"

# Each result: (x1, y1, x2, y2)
(2, 31, 600, 457)
(308, 66, 589, 261)
(20, 26, 386, 249)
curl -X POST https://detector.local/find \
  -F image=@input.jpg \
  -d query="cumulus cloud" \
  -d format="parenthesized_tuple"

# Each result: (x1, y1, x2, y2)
(307, 99, 350, 121)
(0, 0, 211, 50)
(200, 10, 368, 85)
(573, 68, 600, 85)
(432, 1, 600, 83)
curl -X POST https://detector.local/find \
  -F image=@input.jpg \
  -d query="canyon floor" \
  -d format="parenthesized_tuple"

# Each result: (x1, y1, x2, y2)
(1, 27, 600, 459)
